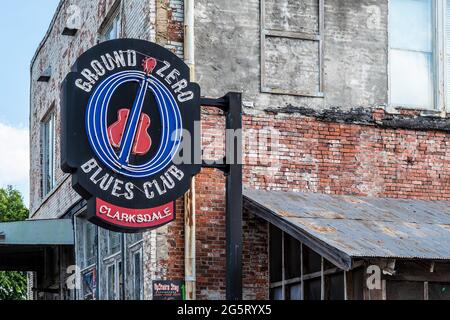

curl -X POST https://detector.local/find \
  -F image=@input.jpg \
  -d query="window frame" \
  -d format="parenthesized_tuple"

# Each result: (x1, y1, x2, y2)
(269, 226, 347, 300)
(260, 0, 325, 97)
(99, 5, 122, 42)
(388, 0, 448, 111)
(106, 260, 121, 300)
(41, 112, 56, 197)
(131, 246, 144, 300)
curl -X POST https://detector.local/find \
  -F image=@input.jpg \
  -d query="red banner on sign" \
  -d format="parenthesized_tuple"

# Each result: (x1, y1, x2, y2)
(95, 198, 175, 229)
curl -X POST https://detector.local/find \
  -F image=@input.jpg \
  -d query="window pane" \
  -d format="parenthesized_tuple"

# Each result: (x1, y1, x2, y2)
(390, 0, 432, 52)
(84, 222, 97, 267)
(284, 234, 301, 279)
(119, 260, 123, 300)
(103, 13, 120, 41)
(429, 283, 450, 300)
(303, 246, 321, 275)
(81, 268, 96, 300)
(389, 0, 434, 109)
(269, 225, 282, 283)
(446, 0, 450, 106)
(108, 231, 121, 255)
(387, 281, 424, 300)
(133, 251, 142, 300)
(270, 287, 283, 300)
(107, 264, 116, 300)
(304, 278, 321, 300)
(390, 49, 434, 108)
(287, 283, 302, 300)
(127, 233, 143, 246)
(42, 115, 55, 196)
(327, 272, 345, 300)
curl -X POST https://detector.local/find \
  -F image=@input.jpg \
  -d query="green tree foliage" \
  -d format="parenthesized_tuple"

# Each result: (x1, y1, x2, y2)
(0, 186, 28, 222)
(0, 186, 29, 300)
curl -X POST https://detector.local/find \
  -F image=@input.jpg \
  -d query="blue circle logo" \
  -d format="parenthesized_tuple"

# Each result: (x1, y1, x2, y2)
(85, 69, 183, 178)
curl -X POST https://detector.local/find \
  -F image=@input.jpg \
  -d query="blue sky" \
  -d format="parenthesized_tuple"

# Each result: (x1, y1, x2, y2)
(0, 1, 60, 206)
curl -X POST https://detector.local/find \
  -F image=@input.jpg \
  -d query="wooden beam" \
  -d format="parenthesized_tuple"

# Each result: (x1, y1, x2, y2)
(386, 273, 450, 282)
(300, 243, 304, 300)
(321, 257, 325, 300)
(281, 232, 285, 300)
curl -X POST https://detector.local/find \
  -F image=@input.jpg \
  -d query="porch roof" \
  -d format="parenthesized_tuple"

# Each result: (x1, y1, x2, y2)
(244, 189, 450, 270)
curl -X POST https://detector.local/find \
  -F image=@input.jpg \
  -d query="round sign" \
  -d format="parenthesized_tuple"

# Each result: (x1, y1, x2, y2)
(61, 39, 201, 232)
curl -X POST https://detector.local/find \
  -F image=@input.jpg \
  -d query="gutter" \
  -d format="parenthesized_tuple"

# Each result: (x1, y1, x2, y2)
(184, 0, 196, 300)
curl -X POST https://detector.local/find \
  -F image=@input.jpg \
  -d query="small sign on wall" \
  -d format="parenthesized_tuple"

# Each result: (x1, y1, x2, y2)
(153, 280, 185, 300)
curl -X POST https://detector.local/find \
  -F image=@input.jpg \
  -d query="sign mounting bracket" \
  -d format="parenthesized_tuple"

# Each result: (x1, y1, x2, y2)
(201, 92, 243, 300)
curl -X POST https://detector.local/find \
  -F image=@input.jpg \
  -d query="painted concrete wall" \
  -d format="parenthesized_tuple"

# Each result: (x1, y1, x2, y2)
(195, 0, 388, 111)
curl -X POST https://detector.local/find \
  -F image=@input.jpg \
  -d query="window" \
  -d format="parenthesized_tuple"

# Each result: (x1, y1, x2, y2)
(106, 260, 122, 300)
(127, 233, 144, 300)
(446, 0, 450, 105)
(100, 9, 121, 42)
(75, 216, 144, 300)
(132, 249, 143, 300)
(107, 230, 122, 256)
(107, 263, 116, 300)
(104, 230, 122, 300)
(387, 281, 424, 300)
(269, 225, 345, 300)
(390, 0, 434, 108)
(41, 113, 55, 196)
(81, 268, 97, 300)
(260, 0, 324, 97)
(429, 282, 450, 300)
(84, 222, 97, 268)
(389, 0, 450, 111)
(76, 218, 98, 300)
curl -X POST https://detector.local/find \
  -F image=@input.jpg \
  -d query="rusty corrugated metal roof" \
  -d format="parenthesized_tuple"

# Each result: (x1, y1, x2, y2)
(244, 189, 450, 269)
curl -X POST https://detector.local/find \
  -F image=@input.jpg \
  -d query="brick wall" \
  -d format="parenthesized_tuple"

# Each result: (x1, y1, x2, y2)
(243, 110, 450, 200)
(185, 107, 450, 300)
(30, 0, 450, 301)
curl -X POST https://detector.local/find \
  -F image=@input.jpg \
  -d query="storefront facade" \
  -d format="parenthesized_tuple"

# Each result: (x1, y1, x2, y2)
(20, 0, 450, 300)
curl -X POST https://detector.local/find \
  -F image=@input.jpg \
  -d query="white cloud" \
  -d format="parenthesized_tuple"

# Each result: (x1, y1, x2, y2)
(0, 122, 29, 205)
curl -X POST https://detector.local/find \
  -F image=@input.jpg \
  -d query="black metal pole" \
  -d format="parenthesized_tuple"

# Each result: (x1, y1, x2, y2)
(201, 93, 243, 300)
(225, 92, 243, 300)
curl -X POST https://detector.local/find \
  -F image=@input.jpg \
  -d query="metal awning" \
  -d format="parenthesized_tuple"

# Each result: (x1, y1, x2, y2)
(0, 219, 74, 271)
(244, 189, 450, 271)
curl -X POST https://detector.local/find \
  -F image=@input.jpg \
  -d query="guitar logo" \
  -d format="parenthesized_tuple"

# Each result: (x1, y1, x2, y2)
(85, 56, 183, 178)
(107, 58, 157, 158)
